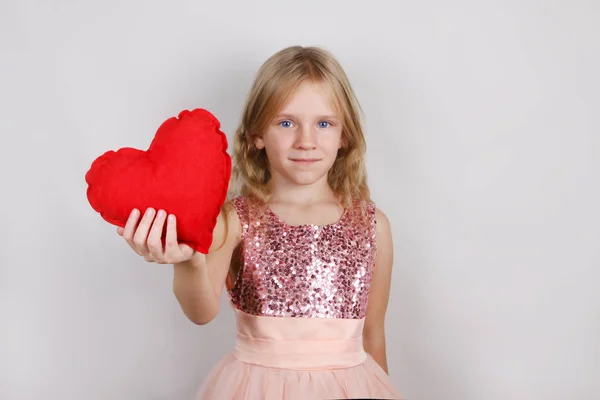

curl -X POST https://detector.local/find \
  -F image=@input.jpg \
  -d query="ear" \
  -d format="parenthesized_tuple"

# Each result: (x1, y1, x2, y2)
(338, 132, 345, 149)
(254, 135, 265, 150)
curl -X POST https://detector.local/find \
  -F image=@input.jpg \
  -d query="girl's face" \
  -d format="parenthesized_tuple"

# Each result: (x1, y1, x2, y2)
(255, 82, 343, 188)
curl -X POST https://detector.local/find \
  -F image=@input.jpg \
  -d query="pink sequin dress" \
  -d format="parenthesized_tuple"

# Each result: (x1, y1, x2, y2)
(196, 196, 402, 399)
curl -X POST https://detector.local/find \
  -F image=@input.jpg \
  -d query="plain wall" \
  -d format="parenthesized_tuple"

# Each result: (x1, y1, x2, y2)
(1, 0, 598, 399)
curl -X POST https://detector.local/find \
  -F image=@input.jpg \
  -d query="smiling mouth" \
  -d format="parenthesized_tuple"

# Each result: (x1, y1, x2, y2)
(290, 158, 320, 163)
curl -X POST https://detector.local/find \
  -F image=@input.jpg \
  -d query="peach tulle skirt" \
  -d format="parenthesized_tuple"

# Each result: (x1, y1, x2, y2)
(196, 309, 402, 399)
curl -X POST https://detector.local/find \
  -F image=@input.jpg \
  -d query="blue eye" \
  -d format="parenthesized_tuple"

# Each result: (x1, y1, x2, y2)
(318, 121, 331, 128)
(279, 120, 292, 128)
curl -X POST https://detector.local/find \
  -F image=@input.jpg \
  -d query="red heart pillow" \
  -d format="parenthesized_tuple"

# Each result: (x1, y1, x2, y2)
(85, 108, 231, 254)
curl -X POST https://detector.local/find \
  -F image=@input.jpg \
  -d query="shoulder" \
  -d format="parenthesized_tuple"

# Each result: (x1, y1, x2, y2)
(208, 197, 243, 252)
(372, 206, 392, 247)
(374, 207, 391, 231)
(225, 196, 246, 233)
(357, 200, 389, 229)
(227, 195, 249, 212)
(372, 207, 394, 270)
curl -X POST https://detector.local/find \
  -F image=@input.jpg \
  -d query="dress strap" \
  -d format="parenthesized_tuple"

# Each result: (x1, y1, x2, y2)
(359, 200, 378, 267)
(367, 200, 377, 249)
(226, 196, 250, 306)
(230, 196, 250, 238)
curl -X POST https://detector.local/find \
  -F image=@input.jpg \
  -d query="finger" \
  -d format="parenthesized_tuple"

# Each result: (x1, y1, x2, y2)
(143, 254, 156, 263)
(122, 210, 142, 255)
(165, 216, 194, 264)
(147, 209, 167, 260)
(178, 244, 195, 260)
(163, 214, 180, 258)
(133, 208, 156, 255)
(164, 215, 185, 263)
(122, 209, 140, 242)
(117, 226, 124, 236)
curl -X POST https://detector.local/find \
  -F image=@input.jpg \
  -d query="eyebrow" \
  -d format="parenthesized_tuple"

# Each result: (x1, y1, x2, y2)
(275, 113, 340, 120)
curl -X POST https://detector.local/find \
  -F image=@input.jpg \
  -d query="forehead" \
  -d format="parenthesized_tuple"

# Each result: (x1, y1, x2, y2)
(278, 81, 339, 116)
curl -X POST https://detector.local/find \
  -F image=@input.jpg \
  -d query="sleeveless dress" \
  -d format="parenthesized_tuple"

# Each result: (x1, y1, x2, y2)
(196, 196, 402, 399)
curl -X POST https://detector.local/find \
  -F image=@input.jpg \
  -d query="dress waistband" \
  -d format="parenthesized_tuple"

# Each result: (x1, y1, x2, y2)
(232, 308, 367, 370)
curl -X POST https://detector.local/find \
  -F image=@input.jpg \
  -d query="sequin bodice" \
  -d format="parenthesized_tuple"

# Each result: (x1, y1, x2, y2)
(227, 196, 377, 319)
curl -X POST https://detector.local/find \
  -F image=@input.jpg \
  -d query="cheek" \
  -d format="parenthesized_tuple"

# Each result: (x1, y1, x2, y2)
(325, 131, 344, 151)
(264, 137, 289, 159)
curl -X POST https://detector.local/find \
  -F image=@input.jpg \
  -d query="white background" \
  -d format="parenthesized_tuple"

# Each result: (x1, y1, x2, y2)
(1, 1, 599, 399)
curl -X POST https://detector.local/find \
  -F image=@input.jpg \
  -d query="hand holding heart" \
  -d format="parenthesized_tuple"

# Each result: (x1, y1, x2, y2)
(117, 207, 198, 264)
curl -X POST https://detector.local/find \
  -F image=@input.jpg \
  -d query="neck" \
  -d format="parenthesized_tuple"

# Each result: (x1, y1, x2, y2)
(267, 175, 336, 205)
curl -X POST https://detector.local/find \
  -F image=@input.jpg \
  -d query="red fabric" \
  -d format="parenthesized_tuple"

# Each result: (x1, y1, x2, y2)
(85, 109, 231, 254)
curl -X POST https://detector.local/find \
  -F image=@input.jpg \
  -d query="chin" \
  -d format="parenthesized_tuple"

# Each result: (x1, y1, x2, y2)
(284, 171, 328, 186)
(270, 160, 335, 187)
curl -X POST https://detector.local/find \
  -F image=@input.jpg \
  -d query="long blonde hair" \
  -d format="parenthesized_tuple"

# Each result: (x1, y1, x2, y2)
(228, 45, 371, 209)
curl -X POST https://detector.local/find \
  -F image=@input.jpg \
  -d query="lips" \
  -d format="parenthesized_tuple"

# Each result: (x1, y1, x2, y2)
(290, 158, 320, 163)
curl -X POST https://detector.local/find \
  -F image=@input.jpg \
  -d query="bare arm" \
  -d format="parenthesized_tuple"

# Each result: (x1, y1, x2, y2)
(363, 208, 394, 374)
(172, 202, 241, 325)
(118, 203, 241, 325)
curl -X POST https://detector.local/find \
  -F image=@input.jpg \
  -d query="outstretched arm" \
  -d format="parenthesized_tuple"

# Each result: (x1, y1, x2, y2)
(173, 202, 241, 325)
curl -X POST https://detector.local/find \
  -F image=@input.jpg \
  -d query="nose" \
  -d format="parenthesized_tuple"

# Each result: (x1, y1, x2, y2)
(294, 125, 317, 150)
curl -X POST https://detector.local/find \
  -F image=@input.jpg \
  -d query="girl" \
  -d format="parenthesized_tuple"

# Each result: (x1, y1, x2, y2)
(118, 46, 401, 399)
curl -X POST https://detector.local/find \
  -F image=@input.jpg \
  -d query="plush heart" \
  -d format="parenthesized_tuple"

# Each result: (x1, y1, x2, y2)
(85, 108, 231, 254)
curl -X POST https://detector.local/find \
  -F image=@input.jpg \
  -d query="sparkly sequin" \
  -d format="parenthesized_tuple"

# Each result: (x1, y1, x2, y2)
(228, 196, 377, 319)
